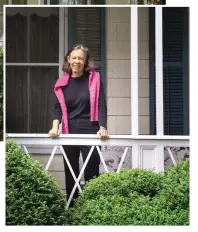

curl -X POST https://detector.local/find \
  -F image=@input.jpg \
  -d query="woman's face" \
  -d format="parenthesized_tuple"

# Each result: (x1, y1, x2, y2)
(68, 49, 86, 75)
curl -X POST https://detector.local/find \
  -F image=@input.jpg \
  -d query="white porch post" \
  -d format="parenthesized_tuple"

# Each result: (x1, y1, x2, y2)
(37, 0, 41, 4)
(59, 7, 65, 78)
(131, 7, 138, 136)
(155, 7, 164, 136)
(59, 7, 67, 133)
(131, 7, 139, 169)
(155, 7, 164, 172)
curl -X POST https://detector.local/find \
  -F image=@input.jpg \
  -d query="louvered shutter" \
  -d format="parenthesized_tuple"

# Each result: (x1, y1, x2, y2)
(137, 0, 145, 4)
(68, 7, 106, 88)
(150, 7, 189, 135)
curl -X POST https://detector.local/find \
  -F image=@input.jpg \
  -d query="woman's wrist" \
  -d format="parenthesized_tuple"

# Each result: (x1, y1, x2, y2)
(52, 120, 59, 130)
(99, 126, 106, 130)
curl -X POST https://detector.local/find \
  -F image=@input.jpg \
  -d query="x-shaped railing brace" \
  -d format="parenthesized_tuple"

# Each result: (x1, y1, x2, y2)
(22, 145, 129, 209)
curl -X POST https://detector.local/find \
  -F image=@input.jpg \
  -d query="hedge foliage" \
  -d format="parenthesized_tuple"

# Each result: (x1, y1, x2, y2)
(0, 48, 3, 140)
(68, 160, 189, 226)
(6, 139, 67, 225)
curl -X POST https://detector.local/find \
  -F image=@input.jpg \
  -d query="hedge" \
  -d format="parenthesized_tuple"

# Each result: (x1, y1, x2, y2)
(6, 139, 67, 225)
(67, 160, 189, 225)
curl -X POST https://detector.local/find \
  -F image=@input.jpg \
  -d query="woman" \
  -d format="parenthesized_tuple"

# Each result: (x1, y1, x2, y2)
(49, 44, 108, 201)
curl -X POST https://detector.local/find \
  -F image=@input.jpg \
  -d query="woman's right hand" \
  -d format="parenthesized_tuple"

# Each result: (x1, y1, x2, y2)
(49, 128, 59, 138)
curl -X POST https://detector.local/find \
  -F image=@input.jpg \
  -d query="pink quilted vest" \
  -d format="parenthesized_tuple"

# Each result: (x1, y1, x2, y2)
(54, 71, 100, 134)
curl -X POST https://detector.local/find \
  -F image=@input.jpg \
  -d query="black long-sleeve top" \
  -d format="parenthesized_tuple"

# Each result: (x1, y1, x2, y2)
(52, 71, 107, 129)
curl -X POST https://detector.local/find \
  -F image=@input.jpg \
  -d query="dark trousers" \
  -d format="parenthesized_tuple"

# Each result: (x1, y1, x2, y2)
(62, 119, 100, 201)
(62, 145, 100, 200)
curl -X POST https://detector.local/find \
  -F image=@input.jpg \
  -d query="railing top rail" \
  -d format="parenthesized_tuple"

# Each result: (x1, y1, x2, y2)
(7, 134, 190, 147)
(7, 133, 190, 140)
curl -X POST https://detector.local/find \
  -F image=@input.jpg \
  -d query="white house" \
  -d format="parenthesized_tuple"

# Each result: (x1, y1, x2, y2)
(5, 6, 189, 206)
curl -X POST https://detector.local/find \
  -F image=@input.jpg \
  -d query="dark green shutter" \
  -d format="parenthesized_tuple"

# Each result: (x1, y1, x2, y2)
(149, 7, 189, 135)
(68, 7, 106, 92)
(91, 0, 105, 4)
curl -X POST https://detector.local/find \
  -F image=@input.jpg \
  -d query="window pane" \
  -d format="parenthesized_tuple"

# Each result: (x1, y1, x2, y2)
(6, 66, 58, 133)
(30, 8, 59, 63)
(6, 66, 28, 133)
(29, 67, 58, 133)
(6, 13, 27, 62)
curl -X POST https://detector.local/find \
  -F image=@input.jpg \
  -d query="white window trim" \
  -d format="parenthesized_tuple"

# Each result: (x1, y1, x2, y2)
(6, 63, 59, 66)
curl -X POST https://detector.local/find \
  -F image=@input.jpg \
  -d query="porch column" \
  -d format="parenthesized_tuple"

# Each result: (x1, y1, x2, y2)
(37, 0, 41, 4)
(155, 7, 164, 173)
(131, 7, 139, 136)
(59, 7, 65, 78)
(131, 7, 139, 169)
(155, 7, 164, 135)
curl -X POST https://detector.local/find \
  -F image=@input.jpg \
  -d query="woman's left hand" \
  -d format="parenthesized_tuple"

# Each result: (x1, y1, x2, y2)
(97, 126, 109, 140)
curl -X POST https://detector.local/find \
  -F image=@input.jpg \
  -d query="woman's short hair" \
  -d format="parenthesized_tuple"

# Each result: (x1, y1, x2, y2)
(62, 44, 95, 73)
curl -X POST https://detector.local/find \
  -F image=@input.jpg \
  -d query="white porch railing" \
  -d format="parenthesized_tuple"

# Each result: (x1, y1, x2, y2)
(7, 134, 189, 208)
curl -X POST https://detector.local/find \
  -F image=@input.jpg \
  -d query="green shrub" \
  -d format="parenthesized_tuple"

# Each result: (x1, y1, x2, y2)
(154, 159, 189, 211)
(0, 48, 3, 140)
(75, 168, 163, 200)
(68, 161, 189, 225)
(67, 168, 164, 225)
(6, 139, 67, 225)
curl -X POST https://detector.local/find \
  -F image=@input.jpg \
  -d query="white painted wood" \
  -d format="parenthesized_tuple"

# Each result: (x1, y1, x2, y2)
(6, 63, 59, 66)
(59, 8, 65, 78)
(132, 145, 139, 168)
(155, 145, 164, 172)
(60, 146, 82, 192)
(116, 147, 129, 173)
(7, 134, 189, 147)
(22, 145, 29, 154)
(87, 0, 91, 4)
(45, 146, 58, 170)
(96, 146, 109, 173)
(64, 7, 68, 57)
(167, 147, 177, 166)
(155, 7, 164, 135)
(37, 0, 41, 4)
(131, 7, 139, 136)
(139, 145, 156, 170)
(66, 146, 95, 209)
(9, 134, 189, 207)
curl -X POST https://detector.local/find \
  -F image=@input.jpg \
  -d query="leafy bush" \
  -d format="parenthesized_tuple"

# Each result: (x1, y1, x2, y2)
(154, 159, 189, 211)
(68, 160, 189, 225)
(0, 48, 3, 140)
(6, 139, 67, 225)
